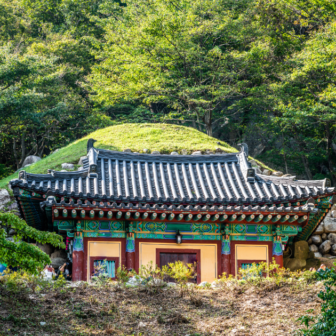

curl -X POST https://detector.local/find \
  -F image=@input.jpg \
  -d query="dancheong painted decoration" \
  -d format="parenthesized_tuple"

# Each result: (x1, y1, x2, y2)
(10, 139, 336, 283)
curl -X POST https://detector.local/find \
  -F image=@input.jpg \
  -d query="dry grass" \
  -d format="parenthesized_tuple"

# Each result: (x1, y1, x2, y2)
(0, 279, 323, 336)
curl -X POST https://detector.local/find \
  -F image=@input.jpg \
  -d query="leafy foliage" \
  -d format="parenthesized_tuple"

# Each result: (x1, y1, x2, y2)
(0, 212, 65, 274)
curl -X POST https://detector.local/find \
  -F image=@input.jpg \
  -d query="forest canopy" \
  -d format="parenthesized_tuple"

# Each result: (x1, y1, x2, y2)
(0, 0, 336, 183)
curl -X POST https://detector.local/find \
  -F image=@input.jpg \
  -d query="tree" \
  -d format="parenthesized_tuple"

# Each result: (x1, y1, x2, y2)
(90, 0, 272, 136)
(0, 212, 65, 274)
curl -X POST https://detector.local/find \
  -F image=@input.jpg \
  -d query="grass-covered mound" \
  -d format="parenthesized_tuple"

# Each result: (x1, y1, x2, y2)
(0, 123, 270, 189)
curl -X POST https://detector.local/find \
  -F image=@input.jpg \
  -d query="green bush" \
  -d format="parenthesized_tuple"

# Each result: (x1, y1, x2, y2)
(297, 267, 336, 335)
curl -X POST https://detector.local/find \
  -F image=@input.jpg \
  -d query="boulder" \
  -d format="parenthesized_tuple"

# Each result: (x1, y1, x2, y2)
(0, 189, 10, 210)
(8, 229, 16, 236)
(294, 241, 309, 260)
(307, 238, 313, 245)
(51, 249, 67, 259)
(311, 235, 322, 245)
(181, 149, 188, 155)
(286, 258, 306, 271)
(272, 171, 283, 177)
(61, 163, 74, 170)
(262, 169, 271, 176)
(215, 148, 223, 153)
(123, 149, 132, 153)
(314, 252, 322, 258)
(309, 244, 318, 252)
(77, 156, 87, 165)
(331, 244, 336, 256)
(322, 233, 328, 241)
(319, 240, 331, 254)
(170, 152, 179, 155)
(314, 223, 324, 234)
(305, 258, 322, 270)
(152, 151, 160, 155)
(143, 149, 149, 153)
(22, 155, 41, 167)
(331, 210, 336, 218)
(324, 217, 336, 233)
(50, 257, 66, 268)
(192, 151, 202, 155)
(37, 243, 54, 256)
(328, 233, 336, 244)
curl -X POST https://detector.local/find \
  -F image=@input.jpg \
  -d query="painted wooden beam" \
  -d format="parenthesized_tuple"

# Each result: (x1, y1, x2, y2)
(271, 215, 281, 223)
(107, 211, 113, 219)
(228, 214, 237, 222)
(142, 212, 148, 220)
(253, 214, 264, 223)
(160, 213, 167, 220)
(202, 214, 211, 222)
(194, 214, 202, 221)
(297, 215, 308, 223)
(219, 214, 228, 221)
(168, 213, 175, 221)
(236, 214, 245, 222)
(89, 210, 95, 218)
(262, 214, 272, 222)
(62, 209, 68, 218)
(125, 212, 131, 220)
(245, 215, 255, 222)
(80, 210, 86, 218)
(71, 210, 77, 218)
(116, 211, 122, 219)
(133, 212, 140, 220)
(210, 214, 219, 222)
(98, 210, 104, 218)
(175, 213, 183, 221)
(54, 209, 59, 218)
(150, 213, 157, 220)
(185, 214, 193, 221)
(280, 215, 290, 223)
(288, 215, 299, 223)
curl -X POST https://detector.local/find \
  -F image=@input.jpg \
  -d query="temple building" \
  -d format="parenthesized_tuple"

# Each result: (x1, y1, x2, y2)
(10, 139, 336, 282)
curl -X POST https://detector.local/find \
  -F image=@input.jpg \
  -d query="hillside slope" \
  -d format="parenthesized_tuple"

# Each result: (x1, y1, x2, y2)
(0, 123, 270, 189)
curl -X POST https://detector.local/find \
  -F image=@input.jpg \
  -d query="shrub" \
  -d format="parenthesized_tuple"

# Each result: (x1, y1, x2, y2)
(297, 266, 336, 335)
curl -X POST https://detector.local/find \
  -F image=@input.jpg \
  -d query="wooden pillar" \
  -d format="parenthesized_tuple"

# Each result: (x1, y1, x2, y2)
(272, 236, 283, 268)
(126, 233, 135, 271)
(221, 234, 231, 276)
(72, 233, 84, 281)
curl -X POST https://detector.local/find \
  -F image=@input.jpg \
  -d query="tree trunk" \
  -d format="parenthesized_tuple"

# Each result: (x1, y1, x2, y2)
(204, 111, 213, 136)
(301, 155, 313, 180)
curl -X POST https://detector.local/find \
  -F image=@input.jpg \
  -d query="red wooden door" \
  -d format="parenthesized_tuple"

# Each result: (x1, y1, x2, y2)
(159, 252, 198, 283)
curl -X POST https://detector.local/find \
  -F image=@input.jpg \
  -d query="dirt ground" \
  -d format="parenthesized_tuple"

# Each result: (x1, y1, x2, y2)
(0, 280, 323, 336)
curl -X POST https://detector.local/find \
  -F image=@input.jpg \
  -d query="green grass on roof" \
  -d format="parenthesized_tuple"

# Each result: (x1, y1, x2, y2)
(0, 123, 271, 189)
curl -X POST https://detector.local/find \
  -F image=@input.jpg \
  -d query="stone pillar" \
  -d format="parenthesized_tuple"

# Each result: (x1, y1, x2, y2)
(221, 234, 231, 276)
(272, 236, 283, 268)
(126, 233, 135, 271)
(72, 232, 84, 281)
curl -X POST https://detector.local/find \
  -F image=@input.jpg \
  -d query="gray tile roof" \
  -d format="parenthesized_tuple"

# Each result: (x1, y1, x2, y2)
(10, 139, 334, 205)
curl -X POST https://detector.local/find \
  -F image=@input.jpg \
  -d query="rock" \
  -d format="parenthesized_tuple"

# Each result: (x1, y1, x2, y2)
(61, 163, 74, 170)
(152, 151, 160, 155)
(170, 152, 179, 155)
(37, 243, 54, 256)
(252, 143, 265, 157)
(315, 223, 325, 234)
(138, 322, 147, 328)
(322, 233, 328, 241)
(60, 170, 67, 172)
(8, 229, 16, 236)
(286, 258, 306, 271)
(123, 149, 132, 153)
(294, 241, 309, 260)
(199, 281, 210, 287)
(305, 258, 321, 270)
(77, 156, 87, 165)
(215, 148, 223, 153)
(77, 167, 84, 171)
(314, 252, 323, 258)
(311, 235, 322, 245)
(331, 210, 336, 218)
(324, 217, 336, 233)
(309, 244, 318, 252)
(22, 155, 41, 167)
(181, 149, 188, 155)
(307, 238, 313, 245)
(205, 150, 214, 154)
(262, 169, 271, 176)
(328, 233, 336, 244)
(331, 244, 336, 256)
(272, 171, 283, 177)
(50, 257, 66, 268)
(192, 151, 202, 155)
(143, 149, 149, 153)
(319, 240, 331, 254)
(0, 189, 10, 210)
(51, 249, 67, 259)
(323, 254, 333, 258)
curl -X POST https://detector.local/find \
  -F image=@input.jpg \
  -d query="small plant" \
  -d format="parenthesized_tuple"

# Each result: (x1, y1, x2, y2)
(53, 273, 67, 289)
(116, 265, 132, 288)
(165, 261, 195, 297)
